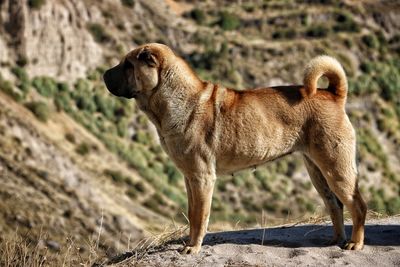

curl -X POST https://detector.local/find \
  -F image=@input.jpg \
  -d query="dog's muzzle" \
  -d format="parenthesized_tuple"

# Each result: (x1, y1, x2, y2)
(103, 65, 137, 98)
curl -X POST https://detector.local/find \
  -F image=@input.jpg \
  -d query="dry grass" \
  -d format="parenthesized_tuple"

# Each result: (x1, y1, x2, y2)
(105, 224, 189, 266)
(0, 231, 48, 267)
(0, 229, 106, 267)
(101, 210, 394, 266)
(0, 210, 393, 266)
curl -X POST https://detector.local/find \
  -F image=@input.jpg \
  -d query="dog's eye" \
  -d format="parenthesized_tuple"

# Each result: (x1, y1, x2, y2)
(123, 59, 134, 70)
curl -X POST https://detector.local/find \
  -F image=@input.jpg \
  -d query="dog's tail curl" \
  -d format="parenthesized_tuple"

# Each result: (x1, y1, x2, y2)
(303, 55, 347, 100)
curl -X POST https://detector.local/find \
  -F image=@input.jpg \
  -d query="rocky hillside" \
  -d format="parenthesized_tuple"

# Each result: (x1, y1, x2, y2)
(0, 0, 399, 264)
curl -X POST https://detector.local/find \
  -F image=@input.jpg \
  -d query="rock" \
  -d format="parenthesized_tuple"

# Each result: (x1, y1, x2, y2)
(46, 240, 61, 252)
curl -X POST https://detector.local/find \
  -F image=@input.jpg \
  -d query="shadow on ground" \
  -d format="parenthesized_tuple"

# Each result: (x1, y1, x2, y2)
(101, 223, 400, 266)
(202, 224, 400, 248)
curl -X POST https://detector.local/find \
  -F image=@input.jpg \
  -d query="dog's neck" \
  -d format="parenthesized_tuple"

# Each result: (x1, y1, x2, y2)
(137, 59, 204, 136)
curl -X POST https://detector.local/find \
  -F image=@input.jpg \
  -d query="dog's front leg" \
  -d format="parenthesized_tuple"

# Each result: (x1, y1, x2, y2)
(182, 174, 216, 254)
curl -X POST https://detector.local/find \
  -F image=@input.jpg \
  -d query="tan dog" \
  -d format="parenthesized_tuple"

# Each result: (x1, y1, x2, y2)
(103, 43, 367, 254)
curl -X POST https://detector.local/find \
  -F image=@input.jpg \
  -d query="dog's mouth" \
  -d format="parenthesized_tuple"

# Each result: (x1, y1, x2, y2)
(103, 66, 139, 99)
(127, 90, 139, 99)
(107, 88, 139, 99)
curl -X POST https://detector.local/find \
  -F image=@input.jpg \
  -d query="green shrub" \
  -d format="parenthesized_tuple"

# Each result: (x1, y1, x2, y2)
(231, 175, 243, 187)
(358, 128, 387, 166)
(65, 132, 76, 143)
(54, 91, 72, 112)
(116, 119, 128, 138)
(11, 66, 29, 83)
(139, 167, 160, 185)
(218, 11, 240, 31)
(0, 76, 22, 101)
(87, 23, 111, 43)
(359, 62, 374, 74)
(11, 66, 30, 93)
(126, 188, 137, 199)
(272, 29, 296, 39)
(368, 190, 386, 212)
(254, 169, 268, 182)
(188, 41, 229, 71)
(74, 78, 90, 92)
(189, 8, 206, 25)
(94, 94, 114, 119)
(25, 101, 50, 122)
(104, 169, 126, 183)
(362, 34, 379, 49)
(75, 142, 90, 155)
(162, 187, 186, 208)
(305, 202, 315, 213)
(276, 160, 289, 175)
(121, 0, 134, 7)
(217, 180, 227, 192)
(150, 161, 165, 176)
(134, 181, 146, 193)
(254, 169, 271, 191)
(272, 191, 285, 201)
(377, 64, 400, 102)
(87, 69, 102, 81)
(28, 0, 46, 9)
(333, 11, 360, 33)
(343, 38, 354, 48)
(134, 130, 152, 145)
(300, 12, 310, 26)
(57, 82, 69, 92)
(75, 96, 96, 112)
(306, 24, 329, 38)
(94, 117, 107, 133)
(165, 162, 183, 185)
(73, 81, 96, 113)
(16, 56, 28, 67)
(349, 75, 379, 96)
(32, 76, 57, 97)
(386, 197, 400, 215)
(77, 112, 98, 134)
(125, 148, 148, 170)
(143, 193, 168, 215)
(241, 196, 261, 212)
(262, 200, 276, 212)
(17, 82, 30, 93)
(112, 98, 133, 120)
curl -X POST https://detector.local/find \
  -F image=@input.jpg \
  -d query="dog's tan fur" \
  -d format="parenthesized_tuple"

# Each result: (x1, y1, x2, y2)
(103, 43, 367, 254)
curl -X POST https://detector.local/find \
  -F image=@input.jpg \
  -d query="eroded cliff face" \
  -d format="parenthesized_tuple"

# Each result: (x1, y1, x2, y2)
(0, 0, 190, 81)
(0, 0, 102, 80)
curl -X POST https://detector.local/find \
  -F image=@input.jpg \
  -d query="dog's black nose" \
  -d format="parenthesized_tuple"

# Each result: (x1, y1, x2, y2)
(103, 64, 125, 94)
(103, 69, 113, 90)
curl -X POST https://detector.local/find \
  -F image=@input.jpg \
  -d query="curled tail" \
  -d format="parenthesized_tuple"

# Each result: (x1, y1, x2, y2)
(303, 55, 348, 100)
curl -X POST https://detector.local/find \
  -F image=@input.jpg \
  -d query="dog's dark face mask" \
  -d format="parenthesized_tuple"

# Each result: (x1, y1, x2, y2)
(103, 46, 160, 99)
(103, 59, 137, 98)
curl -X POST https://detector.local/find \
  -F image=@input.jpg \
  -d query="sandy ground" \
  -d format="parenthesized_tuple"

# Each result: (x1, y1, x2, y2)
(113, 216, 400, 267)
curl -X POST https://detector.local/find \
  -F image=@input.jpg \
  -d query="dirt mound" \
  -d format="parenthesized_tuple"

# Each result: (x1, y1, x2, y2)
(110, 217, 400, 267)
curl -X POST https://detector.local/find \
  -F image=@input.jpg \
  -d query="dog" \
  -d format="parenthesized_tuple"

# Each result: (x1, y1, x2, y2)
(103, 43, 367, 254)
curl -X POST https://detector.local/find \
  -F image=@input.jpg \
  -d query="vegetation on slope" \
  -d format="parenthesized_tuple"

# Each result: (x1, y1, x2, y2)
(1, 0, 399, 228)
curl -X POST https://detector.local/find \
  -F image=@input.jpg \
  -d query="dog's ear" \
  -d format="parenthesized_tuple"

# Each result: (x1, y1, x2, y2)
(137, 47, 158, 68)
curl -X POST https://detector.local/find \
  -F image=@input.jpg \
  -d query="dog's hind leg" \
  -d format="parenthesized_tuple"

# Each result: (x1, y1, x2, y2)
(307, 133, 367, 250)
(184, 177, 195, 246)
(303, 155, 346, 246)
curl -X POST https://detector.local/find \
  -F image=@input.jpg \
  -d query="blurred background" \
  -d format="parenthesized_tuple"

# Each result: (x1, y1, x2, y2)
(0, 0, 399, 264)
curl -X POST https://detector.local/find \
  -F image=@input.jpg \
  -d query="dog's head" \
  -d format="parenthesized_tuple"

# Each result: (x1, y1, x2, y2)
(103, 43, 173, 99)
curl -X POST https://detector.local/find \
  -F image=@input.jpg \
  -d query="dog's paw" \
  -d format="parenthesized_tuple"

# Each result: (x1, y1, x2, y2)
(343, 241, 364, 250)
(180, 245, 201, 255)
(329, 236, 347, 247)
